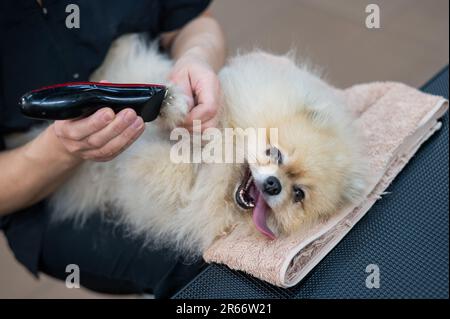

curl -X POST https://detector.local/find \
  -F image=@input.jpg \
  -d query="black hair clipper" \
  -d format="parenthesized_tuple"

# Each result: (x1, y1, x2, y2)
(19, 82, 168, 122)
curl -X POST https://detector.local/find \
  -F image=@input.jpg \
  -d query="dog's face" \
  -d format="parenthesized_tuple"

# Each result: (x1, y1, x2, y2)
(248, 114, 360, 237)
(229, 53, 366, 239)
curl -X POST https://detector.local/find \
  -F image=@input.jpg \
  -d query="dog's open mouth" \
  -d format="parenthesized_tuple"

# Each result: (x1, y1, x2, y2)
(235, 170, 276, 240)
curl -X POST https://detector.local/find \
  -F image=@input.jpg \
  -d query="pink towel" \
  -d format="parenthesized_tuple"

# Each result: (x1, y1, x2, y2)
(203, 82, 448, 288)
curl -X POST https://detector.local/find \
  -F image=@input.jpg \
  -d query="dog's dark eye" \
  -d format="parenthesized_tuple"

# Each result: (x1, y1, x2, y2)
(293, 186, 305, 203)
(265, 147, 283, 164)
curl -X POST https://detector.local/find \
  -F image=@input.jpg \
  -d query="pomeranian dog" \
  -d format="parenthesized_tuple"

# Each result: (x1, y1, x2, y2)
(48, 34, 367, 256)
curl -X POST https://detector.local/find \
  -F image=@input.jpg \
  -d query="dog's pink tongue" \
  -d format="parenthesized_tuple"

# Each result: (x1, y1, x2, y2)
(252, 191, 276, 240)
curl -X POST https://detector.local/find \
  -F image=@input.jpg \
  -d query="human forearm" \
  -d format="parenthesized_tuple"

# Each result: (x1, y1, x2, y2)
(0, 125, 81, 215)
(162, 13, 226, 131)
(0, 101, 145, 216)
(169, 15, 226, 71)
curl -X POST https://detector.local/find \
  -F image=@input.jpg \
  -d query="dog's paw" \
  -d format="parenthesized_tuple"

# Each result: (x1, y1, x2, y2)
(157, 85, 189, 130)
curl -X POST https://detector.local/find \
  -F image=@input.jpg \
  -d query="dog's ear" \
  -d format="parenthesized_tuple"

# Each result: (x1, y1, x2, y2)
(305, 109, 322, 122)
(342, 161, 369, 205)
(303, 108, 332, 127)
(284, 48, 298, 63)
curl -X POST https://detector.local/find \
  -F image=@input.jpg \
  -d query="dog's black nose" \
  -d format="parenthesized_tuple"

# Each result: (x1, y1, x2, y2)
(263, 176, 282, 195)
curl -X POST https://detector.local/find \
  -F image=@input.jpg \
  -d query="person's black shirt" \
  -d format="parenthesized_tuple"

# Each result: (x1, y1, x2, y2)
(0, 0, 211, 135)
(0, 0, 211, 285)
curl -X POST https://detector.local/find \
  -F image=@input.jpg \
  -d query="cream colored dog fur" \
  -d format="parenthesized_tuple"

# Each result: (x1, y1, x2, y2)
(48, 34, 367, 256)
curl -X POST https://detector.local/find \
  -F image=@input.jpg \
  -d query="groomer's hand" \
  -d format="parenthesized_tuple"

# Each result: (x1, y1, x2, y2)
(53, 107, 145, 162)
(169, 54, 221, 131)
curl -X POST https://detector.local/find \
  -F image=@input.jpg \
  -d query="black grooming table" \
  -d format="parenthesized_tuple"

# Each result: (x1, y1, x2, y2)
(174, 67, 449, 299)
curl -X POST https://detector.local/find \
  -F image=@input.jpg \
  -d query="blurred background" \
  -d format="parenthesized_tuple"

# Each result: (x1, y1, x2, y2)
(1, 0, 448, 298)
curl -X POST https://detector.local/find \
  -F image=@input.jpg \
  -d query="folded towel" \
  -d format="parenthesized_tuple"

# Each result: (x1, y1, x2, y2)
(203, 82, 449, 288)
